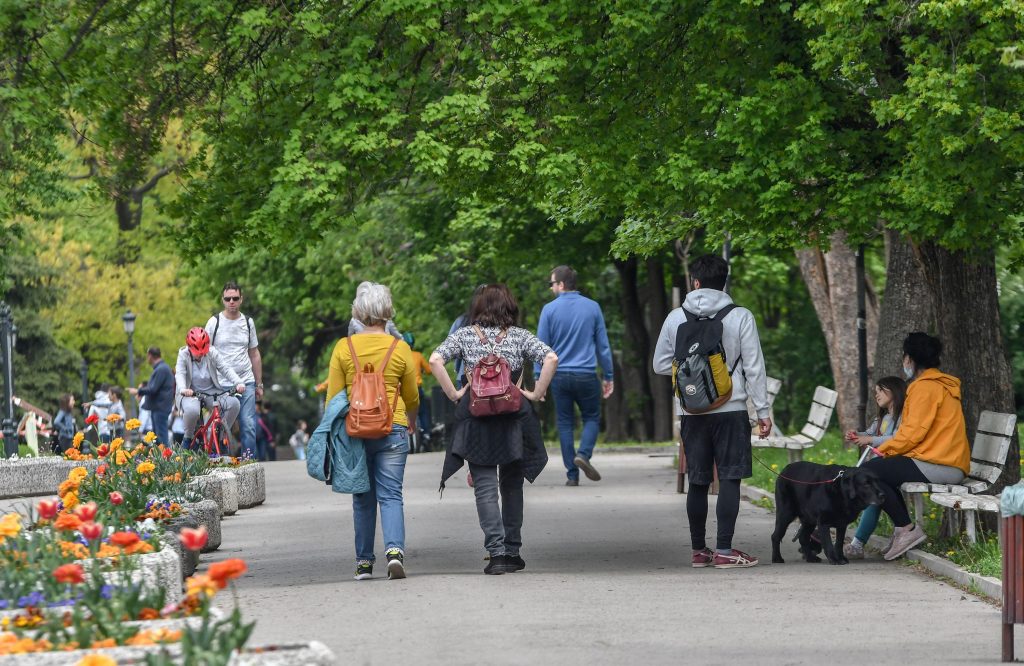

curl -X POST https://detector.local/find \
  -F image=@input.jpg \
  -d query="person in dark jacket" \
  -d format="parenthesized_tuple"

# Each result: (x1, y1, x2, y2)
(430, 283, 558, 575)
(53, 393, 77, 452)
(130, 347, 175, 446)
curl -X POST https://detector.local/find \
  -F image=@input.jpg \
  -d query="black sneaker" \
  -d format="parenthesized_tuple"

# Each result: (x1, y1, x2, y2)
(573, 455, 601, 481)
(385, 548, 406, 579)
(506, 555, 525, 572)
(354, 560, 373, 581)
(484, 555, 512, 575)
(565, 478, 579, 487)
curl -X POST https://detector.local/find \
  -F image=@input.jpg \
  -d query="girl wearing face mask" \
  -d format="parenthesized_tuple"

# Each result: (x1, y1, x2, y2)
(860, 332, 970, 561)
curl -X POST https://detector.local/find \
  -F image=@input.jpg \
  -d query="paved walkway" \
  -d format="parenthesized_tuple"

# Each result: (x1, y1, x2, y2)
(210, 452, 1012, 665)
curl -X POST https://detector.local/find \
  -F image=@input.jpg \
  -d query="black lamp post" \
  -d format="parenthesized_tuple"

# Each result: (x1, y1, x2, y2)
(1, 303, 17, 458)
(122, 310, 136, 418)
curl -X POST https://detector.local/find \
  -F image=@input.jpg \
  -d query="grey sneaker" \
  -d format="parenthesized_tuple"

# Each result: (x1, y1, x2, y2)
(573, 455, 601, 482)
(843, 541, 865, 559)
(565, 478, 579, 487)
(884, 524, 926, 561)
(385, 548, 406, 579)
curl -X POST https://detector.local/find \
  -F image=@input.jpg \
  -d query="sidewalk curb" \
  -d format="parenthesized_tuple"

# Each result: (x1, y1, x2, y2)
(740, 484, 1002, 602)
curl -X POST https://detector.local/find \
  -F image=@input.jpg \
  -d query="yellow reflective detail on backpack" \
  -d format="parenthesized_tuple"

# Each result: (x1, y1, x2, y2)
(709, 352, 732, 397)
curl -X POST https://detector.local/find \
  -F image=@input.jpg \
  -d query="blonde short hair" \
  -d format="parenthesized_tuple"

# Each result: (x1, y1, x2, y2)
(352, 282, 394, 327)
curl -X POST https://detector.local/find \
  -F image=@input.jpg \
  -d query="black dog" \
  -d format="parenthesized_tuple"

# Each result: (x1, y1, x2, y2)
(770, 462, 885, 565)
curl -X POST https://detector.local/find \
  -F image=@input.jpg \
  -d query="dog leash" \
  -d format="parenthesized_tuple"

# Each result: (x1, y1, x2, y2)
(752, 445, 884, 486)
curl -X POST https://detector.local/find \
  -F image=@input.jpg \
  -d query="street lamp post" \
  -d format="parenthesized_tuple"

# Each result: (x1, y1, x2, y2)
(122, 310, 137, 418)
(1, 303, 17, 458)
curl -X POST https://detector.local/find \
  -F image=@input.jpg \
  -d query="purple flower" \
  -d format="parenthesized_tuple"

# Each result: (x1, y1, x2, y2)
(17, 591, 45, 608)
(0, 599, 9, 610)
(100, 585, 115, 599)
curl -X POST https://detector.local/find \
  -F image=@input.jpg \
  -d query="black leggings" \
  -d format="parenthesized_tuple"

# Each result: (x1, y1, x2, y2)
(861, 456, 928, 527)
(687, 479, 741, 551)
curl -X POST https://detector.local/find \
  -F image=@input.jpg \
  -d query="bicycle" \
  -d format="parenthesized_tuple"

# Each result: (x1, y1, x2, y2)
(189, 389, 240, 457)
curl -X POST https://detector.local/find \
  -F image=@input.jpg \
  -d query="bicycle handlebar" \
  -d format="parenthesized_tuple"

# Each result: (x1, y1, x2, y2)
(191, 389, 242, 399)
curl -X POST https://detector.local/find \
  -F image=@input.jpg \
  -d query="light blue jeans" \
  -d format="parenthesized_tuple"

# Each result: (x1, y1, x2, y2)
(238, 382, 257, 457)
(353, 426, 409, 561)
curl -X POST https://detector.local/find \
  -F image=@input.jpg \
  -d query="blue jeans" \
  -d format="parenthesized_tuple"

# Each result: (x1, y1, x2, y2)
(238, 383, 257, 457)
(855, 504, 882, 543)
(353, 426, 409, 561)
(150, 409, 171, 448)
(551, 372, 602, 481)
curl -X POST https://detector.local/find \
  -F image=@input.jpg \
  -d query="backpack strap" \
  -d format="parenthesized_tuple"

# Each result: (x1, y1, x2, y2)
(346, 336, 362, 370)
(212, 314, 220, 345)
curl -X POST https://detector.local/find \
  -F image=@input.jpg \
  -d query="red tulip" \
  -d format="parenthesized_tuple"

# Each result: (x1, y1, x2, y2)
(109, 531, 140, 548)
(96, 464, 108, 476)
(162, 447, 173, 459)
(80, 521, 103, 541)
(96, 444, 109, 457)
(37, 499, 59, 520)
(74, 502, 98, 522)
(108, 491, 124, 505)
(53, 563, 85, 585)
(178, 525, 208, 551)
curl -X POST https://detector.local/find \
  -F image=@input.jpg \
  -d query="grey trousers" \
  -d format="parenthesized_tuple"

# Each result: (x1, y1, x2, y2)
(181, 394, 240, 439)
(468, 462, 525, 557)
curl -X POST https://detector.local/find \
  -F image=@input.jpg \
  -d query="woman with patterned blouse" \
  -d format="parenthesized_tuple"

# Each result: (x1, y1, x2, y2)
(430, 283, 558, 575)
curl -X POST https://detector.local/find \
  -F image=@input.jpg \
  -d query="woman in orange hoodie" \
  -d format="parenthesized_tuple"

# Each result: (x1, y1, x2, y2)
(861, 332, 970, 561)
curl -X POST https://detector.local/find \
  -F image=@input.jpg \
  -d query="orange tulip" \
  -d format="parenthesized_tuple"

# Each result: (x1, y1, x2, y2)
(53, 514, 83, 532)
(52, 563, 85, 585)
(207, 558, 247, 588)
(109, 531, 140, 548)
(178, 526, 208, 551)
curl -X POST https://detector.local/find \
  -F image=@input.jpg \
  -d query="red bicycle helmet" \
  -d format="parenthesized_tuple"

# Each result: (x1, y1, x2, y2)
(186, 327, 210, 356)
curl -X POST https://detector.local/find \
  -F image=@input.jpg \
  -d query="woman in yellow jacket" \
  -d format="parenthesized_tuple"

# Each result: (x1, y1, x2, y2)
(327, 283, 419, 581)
(862, 332, 970, 561)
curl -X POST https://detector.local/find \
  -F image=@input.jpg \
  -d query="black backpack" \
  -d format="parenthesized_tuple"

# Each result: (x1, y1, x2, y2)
(672, 304, 740, 414)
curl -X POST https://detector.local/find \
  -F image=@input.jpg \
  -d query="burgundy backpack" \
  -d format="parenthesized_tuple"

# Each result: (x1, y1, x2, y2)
(469, 326, 522, 417)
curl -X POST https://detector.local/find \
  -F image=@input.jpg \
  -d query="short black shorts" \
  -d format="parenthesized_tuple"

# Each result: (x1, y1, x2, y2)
(680, 410, 752, 485)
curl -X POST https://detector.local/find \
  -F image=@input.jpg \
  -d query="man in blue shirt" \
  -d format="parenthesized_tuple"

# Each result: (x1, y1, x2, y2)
(130, 347, 175, 446)
(537, 266, 614, 486)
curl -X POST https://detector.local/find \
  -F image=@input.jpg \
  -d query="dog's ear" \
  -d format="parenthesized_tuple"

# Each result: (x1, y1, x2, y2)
(842, 474, 858, 502)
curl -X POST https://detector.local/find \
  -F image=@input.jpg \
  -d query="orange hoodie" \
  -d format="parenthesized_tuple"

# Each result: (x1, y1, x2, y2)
(878, 368, 970, 475)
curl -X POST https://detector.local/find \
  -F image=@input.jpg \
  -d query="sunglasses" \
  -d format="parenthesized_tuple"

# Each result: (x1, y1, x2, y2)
(548, 280, 559, 287)
(223, 296, 241, 302)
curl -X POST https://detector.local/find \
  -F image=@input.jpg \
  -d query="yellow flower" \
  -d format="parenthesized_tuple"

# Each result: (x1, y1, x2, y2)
(185, 574, 219, 599)
(0, 514, 22, 539)
(125, 418, 142, 431)
(114, 450, 129, 467)
(770, 464, 778, 470)
(947, 550, 956, 556)
(110, 437, 124, 452)
(68, 467, 88, 484)
(62, 491, 79, 509)
(105, 413, 122, 423)
(76, 655, 117, 666)
(136, 462, 156, 475)
(72, 432, 84, 449)
(143, 431, 157, 444)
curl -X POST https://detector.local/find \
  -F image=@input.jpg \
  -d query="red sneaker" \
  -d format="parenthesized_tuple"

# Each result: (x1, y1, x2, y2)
(712, 549, 759, 569)
(691, 548, 714, 568)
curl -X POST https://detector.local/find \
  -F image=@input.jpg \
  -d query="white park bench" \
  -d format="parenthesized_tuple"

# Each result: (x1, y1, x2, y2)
(902, 410, 1017, 535)
(751, 385, 838, 463)
(927, 493, 1001, 543)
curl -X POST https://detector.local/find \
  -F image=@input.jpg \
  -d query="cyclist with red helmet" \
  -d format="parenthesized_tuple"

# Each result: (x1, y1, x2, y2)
(175, 327, 246, 451)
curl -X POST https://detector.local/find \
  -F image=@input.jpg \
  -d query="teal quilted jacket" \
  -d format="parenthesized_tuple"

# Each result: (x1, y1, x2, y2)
(307, 390, 370, 494)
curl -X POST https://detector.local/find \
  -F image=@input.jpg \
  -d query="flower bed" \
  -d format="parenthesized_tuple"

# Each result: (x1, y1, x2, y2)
(189, 471, 239, 516)
(0, 458, 102, 500)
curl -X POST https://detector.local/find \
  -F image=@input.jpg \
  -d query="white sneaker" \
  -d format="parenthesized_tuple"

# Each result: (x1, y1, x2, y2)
(884, 524, 926, 561)
(843, 541, 865, 559)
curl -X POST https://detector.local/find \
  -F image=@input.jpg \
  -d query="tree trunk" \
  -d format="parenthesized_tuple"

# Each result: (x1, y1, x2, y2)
(645, 257, 673, 441)
(915, 242, 1020, 489)
(874, 229, 936, 381)
(601, 353, 631, 441)
(796, 231, 879, 435)
(614, 257, 654, 440)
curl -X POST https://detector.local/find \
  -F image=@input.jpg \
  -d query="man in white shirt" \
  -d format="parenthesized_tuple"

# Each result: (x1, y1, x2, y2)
(205, 281, 263, 458)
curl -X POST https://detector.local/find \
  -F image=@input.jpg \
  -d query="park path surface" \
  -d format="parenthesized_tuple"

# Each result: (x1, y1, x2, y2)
(210, 452, 1011, 665)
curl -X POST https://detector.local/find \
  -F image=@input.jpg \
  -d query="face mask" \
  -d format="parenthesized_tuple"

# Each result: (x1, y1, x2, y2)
(903, 364, 915, 380)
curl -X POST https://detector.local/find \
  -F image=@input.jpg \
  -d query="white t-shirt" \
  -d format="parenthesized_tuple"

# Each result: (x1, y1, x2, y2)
(205, 313, 258, 384)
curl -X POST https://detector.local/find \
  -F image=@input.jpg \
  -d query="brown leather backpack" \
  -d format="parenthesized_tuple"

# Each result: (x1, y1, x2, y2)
(345, 337, 400, 439)
(469, 326, 522, 417)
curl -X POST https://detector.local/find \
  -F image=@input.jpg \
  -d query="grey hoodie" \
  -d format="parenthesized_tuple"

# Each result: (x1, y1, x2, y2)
(652, 288, 770, 418)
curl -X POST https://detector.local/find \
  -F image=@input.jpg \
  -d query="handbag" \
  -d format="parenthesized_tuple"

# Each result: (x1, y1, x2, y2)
(468, 325, 522, 417)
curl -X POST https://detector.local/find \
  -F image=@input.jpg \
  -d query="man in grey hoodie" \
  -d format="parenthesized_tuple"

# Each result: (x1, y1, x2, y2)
(653, 255, 772, 569)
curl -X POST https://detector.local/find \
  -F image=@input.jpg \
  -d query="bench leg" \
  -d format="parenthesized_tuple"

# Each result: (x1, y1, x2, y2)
(786, 449, 802, 464)
(913, 494, 925, 525)
(965, 510, 977, 544)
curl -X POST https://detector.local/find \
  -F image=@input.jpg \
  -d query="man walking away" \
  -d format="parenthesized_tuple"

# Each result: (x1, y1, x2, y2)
(537, 265, 614, 486)
(205, 281, 263, 458)
(131, 347, 174, 446)
(653, 254, 772, 569)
